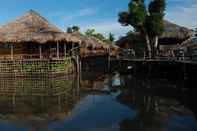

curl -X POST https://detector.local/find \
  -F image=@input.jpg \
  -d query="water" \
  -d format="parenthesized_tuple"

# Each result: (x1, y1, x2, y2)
(0, 71, 196, 131)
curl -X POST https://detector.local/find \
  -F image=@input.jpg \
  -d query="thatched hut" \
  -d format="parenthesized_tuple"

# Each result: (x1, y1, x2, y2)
(159, 20, 192, 55)
(71, 32, 110, 57)
(116, 20, 192, 56)
(0, 10, 81, 60)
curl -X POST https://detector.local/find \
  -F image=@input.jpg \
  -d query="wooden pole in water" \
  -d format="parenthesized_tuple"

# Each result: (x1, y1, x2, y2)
(11, 43, 14, 60)
(57, 41, 60, 59)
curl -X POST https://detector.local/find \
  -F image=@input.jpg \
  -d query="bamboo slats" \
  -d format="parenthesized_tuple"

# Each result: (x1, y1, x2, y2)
(0, 58, 75, 78)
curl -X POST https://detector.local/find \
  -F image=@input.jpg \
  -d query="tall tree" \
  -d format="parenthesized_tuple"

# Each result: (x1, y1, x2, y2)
(118, 0, 166, 58)
(119, 0, 150, 57)
(146, 0, 166, 56)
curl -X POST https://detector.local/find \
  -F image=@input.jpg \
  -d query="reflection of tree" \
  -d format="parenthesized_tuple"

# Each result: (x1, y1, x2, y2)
(119, 93, 163, 131)
(118, 74, 196, 131)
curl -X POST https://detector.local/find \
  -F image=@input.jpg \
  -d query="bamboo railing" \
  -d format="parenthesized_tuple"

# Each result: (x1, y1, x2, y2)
(0, 57, 75, 77)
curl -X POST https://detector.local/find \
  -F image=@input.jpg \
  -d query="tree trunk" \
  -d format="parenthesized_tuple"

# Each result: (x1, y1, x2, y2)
(154, 36, 159, 57)
(145, 35, 151, 59)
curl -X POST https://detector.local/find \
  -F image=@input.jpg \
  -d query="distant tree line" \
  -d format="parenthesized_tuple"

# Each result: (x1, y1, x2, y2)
(67, 26, 80, 33)
(66, 26, 115, 44)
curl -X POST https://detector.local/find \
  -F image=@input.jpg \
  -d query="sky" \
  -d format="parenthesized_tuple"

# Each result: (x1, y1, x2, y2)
(0, 0, 196, 39)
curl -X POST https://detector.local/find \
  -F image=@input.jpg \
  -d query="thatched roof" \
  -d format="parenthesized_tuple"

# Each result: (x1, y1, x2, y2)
(0, 10, 81, 44)
(160, 20, 192, 39)
(71, 32, 109, 49)
(116, 20, 193, 46)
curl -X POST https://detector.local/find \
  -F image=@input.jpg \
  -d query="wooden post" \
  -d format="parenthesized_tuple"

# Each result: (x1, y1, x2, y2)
(108, 47, 111, 72)
(57, 41, 60, 59)
(72, 43, 74, 56)
(76, 55, 79, 73)
(39, 44, 42, 59)
(64, 43, 67, 56)
(11, 43, 14, 60)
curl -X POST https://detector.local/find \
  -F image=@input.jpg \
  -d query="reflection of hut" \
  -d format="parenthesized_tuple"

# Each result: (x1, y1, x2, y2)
(0, 77, 80, 129)
(0, 10, 81, 60)
(116, 20, 192, 56)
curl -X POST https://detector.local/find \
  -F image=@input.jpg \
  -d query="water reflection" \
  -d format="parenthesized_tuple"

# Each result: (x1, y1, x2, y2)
(0, 72, 196, 131)
(117, 74, 197, 131)
(0, 75, 80, 130)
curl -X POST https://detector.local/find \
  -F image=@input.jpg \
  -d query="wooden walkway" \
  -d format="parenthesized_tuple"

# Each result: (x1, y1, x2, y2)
(113, 57, 197, 65)
(110, 57, 197, 79)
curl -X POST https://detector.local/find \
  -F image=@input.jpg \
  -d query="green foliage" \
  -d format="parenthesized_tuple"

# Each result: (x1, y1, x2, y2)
(94, 33, 106, 42)
(146, 0, 165, 37)
(118, 0, 166, 57)
(145, 13, 164, 37)
(67, 26, 80, 33)
(84, 29, 96, 36)
(149, 0, 166, 14)
(84, 29, 107, 42)
(108, 33, 115, 42)
(118, 12, 130, 26)
(72, 26, 80, 32)
(67, 27, 73, 33)
(119, 0, 146, 31)
(84, 29, 117, 45)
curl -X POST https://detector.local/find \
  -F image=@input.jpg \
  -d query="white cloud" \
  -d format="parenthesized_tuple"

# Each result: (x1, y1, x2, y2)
(63, 8, 98, 21)
(49, 8, 98, 22)
(166, 3, 197, 29)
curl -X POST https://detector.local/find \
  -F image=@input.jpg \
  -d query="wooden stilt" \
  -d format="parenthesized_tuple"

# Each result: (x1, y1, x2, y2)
(39, 44, 42, 59)
(64, 43, 67, 56)
(57, 41, 60, 59)
(11, 43, 14, 60)
(108, 48, 111, 72)
(71, 43, 74, 56)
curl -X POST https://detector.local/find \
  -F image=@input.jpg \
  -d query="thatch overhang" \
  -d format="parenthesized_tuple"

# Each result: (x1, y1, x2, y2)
(0, 10, 81, 44)
(71, 32, 109, 49)
(159, 20, 192, 45)
(116, 32, 143, 49)
(116, 20, 192, 47)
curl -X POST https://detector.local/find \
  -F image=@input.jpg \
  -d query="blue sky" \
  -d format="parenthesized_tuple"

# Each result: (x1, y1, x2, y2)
(0, 0, 196, 39)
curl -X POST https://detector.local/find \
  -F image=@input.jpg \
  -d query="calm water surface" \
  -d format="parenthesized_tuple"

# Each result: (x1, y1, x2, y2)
(0, 71, 196, 131)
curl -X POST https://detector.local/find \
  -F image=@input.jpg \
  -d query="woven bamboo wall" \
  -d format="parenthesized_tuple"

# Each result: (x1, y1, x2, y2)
(0, 58, 75, 78)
